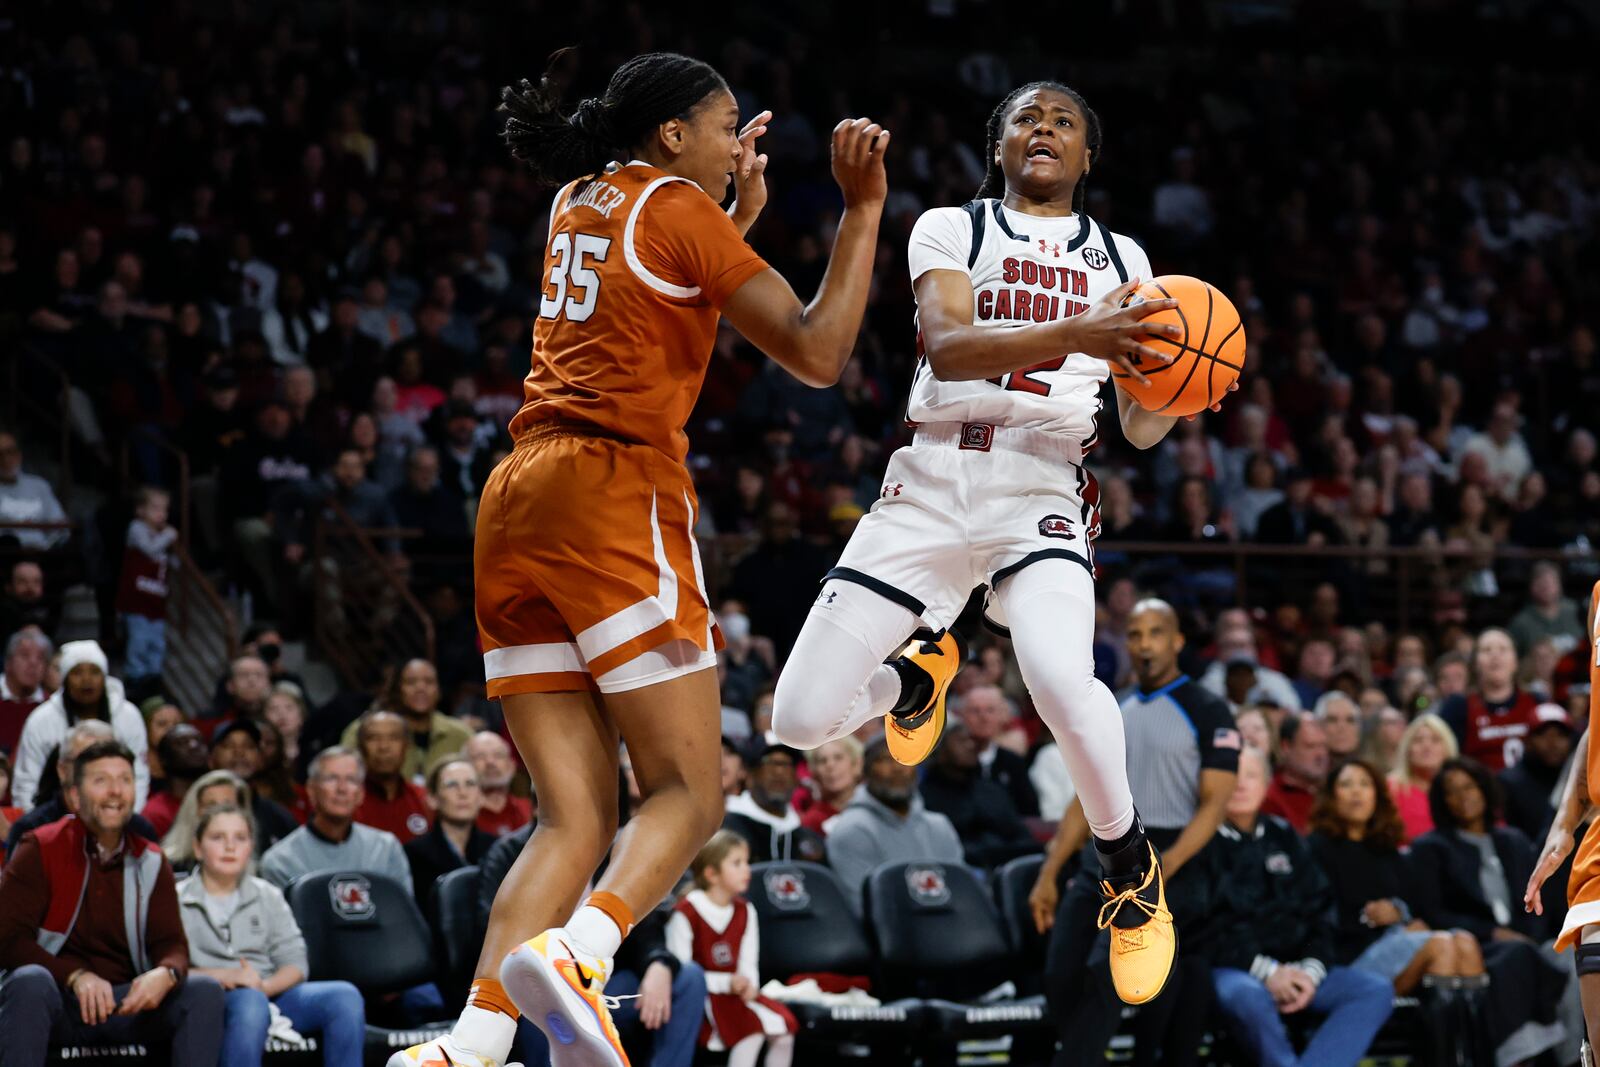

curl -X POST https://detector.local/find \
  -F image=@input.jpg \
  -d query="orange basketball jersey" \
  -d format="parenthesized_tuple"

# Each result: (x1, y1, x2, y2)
(1586, 579, 1600, 807)
(509, 162, 770, 462)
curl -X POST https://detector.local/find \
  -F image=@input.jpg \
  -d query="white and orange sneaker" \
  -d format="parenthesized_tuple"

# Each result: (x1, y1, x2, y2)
(385, 1035, 519, 1067)
(501, 929, 630, 1067)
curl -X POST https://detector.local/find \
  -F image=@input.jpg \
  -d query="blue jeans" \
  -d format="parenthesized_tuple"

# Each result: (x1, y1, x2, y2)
(221, 981, 366, 1067)
(122, 614, 166, 680)
(513, 962, 707, 1067)
(1212, 965, 1393, 1067)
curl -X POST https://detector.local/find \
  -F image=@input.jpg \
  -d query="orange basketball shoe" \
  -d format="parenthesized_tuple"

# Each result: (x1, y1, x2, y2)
(385, 1036, 518, 1067)
(501, 930, 630, 1067)
(884, 632, 961, 766)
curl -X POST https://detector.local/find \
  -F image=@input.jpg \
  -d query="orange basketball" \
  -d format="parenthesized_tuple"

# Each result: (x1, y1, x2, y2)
(1111, 275, 1246, 418)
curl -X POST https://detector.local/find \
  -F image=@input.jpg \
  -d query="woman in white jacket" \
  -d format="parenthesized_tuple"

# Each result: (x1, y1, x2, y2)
(11, 640, 150, 810)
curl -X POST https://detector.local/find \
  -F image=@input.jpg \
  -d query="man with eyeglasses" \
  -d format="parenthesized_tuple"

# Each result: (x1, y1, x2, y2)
(258, 746, 412, 895)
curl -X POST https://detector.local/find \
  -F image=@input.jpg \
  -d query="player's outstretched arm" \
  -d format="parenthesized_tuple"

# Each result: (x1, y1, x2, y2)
(917, 274, 1182, 384)
(1527, 728, 1590, 915)
(721, 118, 889, 387)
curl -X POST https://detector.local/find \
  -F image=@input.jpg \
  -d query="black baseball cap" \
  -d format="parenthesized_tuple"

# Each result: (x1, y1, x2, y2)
(742, 736, 804, 770)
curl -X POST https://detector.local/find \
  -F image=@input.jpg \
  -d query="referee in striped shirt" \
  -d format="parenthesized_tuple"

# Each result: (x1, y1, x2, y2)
(1030, 598, 1241, 1067)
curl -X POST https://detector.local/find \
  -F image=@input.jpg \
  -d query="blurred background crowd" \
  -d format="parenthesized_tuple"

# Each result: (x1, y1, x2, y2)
(1, 0, 1598, 1064)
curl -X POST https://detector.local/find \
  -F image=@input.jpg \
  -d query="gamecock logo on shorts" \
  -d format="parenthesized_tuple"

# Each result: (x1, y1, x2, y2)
(959, 423, 994, 452)
(1038, 514, 1077, 540)
(329, 874, 375, 920)
(765, 869, 811, 911)
(1083, 247, 1110, 271)
(905, 865, 951, 907)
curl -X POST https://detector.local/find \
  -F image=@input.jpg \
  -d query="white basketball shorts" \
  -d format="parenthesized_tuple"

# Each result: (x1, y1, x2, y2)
(825, 421, 1101, 634)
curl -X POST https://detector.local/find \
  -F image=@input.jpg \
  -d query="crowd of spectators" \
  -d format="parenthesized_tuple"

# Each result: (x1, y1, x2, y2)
(0, 0, 1598, 1064)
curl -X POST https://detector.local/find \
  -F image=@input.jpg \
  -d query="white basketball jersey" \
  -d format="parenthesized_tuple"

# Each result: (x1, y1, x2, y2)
(904, 200, 1153, 446)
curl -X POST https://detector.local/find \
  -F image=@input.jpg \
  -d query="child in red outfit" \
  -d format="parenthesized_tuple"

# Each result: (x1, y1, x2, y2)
(667, 830, 797, 1067)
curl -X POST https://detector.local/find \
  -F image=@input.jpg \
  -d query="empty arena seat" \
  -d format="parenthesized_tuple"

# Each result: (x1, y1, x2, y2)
(992, 853, 1048, 993)
(431, 865, 485, 1009)
(747, 861, 924, 1054)
(287, 870, 438, 992)
(748, 861, 873, 980)
(864, 859, 1057, 1058)
(863, 860, 1013, 1002)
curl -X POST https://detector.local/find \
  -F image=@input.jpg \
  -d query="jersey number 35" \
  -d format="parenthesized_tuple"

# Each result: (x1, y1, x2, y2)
(540, 232, 612, 322)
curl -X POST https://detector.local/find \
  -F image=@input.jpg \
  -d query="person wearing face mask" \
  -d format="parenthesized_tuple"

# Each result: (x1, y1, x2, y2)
(720, 740, 825, 865)
(11, 641, 149, 811)
(0, 740, 224, 1066)
(716, 607, 771, 715)
(178, 804, 366, 1067)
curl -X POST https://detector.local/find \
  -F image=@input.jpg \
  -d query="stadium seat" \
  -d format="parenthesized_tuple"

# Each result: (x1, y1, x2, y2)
(863, 860, 1053, 1058)
(431, 865, 485, 1009)
(747, 861, 924, 1056)
(284, 869, 453, 1054)
(991, 853, 1047, 993)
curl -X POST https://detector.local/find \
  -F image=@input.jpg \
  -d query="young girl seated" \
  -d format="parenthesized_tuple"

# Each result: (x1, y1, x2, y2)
(666, 830, 798, 1067)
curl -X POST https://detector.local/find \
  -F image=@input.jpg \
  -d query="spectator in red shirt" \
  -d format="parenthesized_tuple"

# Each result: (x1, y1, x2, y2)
(0, 627, 50, 758)
(1261, 712, 1330, 833)
(465, 730, 532, 837)
(141, 724, 211, 838)
(353, 710, 430, 843)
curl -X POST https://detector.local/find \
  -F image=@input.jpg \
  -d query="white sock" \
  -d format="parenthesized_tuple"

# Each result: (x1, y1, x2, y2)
(765, 1033, 796, 1067)
(565, 904, 624, 961)
(451, 1005, 517, 1062)
(728, 1034, 766, 1067)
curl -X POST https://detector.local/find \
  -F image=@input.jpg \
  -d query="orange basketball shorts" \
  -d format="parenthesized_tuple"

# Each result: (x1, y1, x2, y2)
(474, 426, 721, 697)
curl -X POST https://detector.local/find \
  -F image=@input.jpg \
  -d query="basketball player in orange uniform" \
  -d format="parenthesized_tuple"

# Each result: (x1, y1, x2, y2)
(389, 52, 890, 1067)
(1525, 579, 1600, 1063)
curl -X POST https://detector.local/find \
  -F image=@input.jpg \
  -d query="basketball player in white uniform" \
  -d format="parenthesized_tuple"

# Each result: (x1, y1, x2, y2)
(772, 82, 1231, 1004)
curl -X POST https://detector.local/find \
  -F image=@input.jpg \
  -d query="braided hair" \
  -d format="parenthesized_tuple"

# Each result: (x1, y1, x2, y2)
(499, 50, 728, 188)
(975, 81, 1102, 213)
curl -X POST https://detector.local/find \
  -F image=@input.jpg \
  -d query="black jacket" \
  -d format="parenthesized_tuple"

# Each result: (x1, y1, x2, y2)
(1191, 815, 1336, 974)
(919, 769, 1039, 869)
(1407, 826, 1548, 943)
(721, 811, 827, 865)
(476, 824, 678, 979)
(406, 820, 497, 918)
(1498, 758, 1562, 842)
(983, 747, 1040, 818)
(1255, 501, 1342, 546)
(1306, 832, 1418, 963)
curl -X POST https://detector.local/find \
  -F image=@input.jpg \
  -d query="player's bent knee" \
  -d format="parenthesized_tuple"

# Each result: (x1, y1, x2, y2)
(771, 673, 841, 750)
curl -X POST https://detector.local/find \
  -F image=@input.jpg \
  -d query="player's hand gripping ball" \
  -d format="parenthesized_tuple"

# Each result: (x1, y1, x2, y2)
(1112, 275, 1246, 418)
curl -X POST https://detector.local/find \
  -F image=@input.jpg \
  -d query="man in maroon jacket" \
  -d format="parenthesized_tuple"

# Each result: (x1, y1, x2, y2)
(0, 740, 223, 1066)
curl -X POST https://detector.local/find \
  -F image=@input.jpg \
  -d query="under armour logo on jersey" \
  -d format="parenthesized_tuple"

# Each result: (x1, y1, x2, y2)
(1083, 247, 1109, 270)
(1039, 238, 1061, 258)
(882, 482, 904, 498)
(817, 590, 839, 606)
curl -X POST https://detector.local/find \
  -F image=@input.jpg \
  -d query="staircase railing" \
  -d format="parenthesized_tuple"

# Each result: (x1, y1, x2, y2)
(163, 539, 238, 714)
(312, 500, 434, 691)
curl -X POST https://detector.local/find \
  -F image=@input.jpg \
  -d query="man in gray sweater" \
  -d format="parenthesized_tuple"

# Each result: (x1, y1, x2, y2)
(259, 747, 412, 896)
(827, 736, 964, 914)
(0, 431, 69, 551)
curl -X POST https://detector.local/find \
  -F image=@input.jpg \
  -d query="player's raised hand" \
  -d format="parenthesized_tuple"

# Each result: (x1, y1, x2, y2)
(729, 110, 771, 235)
(1063, 277, 1181, 386)
(831, 117, 889, 209)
